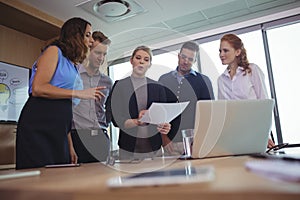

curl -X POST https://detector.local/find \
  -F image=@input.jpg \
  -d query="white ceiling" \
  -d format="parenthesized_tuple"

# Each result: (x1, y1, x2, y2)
(19, 0, 300, 61)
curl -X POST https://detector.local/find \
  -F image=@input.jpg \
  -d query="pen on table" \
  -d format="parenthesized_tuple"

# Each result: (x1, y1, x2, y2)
(270, 131, 275, 144)
(0, 170, 41, 180)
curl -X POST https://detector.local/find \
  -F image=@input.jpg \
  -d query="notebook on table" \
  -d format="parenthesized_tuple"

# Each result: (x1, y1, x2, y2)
(191, 99, 275, 159)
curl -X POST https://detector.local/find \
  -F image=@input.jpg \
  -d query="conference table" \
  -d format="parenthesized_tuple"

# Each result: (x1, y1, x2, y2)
(0, 156, 299, 200)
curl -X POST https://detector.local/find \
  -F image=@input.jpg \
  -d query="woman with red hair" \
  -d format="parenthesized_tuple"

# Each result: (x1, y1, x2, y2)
(218, 33, 275, 148)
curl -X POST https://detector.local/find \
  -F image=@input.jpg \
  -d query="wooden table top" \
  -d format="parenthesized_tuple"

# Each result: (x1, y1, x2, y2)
(0, 156, 299, 200)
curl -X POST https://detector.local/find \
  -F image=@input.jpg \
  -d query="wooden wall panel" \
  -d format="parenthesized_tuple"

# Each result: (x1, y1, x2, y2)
(0, 25, 45, 69)
(0, 124, 17, 165)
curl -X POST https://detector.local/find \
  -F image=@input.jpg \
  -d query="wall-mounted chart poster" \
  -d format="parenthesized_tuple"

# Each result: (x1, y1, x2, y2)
(0, 61, 29, 123)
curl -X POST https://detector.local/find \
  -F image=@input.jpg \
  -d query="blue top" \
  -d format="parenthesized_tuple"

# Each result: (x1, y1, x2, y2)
(29, 46, 83, 104)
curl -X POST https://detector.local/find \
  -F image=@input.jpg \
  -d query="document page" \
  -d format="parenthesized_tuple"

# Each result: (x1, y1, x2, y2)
(140, 101, 189, 124)
(245, 159, 300, 182)
(107, 165, 215, 188)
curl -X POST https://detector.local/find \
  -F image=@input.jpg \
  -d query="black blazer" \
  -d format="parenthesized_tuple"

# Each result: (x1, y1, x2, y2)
(106, 77, 167, 152)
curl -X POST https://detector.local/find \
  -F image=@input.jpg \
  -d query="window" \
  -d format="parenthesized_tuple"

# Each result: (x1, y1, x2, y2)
(107, 15, 300, 148)
(266, 22, 300, 144)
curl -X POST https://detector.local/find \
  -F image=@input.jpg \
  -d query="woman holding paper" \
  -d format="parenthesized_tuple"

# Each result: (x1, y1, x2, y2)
(106, 45, 171, 159)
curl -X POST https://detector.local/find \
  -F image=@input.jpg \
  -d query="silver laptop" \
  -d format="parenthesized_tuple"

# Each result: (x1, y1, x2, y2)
(191, 99, 275, 159)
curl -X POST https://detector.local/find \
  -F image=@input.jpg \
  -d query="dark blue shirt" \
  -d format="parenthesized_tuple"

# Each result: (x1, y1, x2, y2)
(158, 68, 214, 141)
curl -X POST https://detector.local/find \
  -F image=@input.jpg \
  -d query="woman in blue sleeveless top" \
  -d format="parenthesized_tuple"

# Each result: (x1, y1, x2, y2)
(16, 17, 105, 169)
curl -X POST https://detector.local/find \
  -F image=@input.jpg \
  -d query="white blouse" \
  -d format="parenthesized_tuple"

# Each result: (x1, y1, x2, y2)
(217, 63, 268, 100)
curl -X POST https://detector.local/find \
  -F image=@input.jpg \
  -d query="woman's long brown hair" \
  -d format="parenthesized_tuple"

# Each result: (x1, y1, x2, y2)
(49, 17, 91, 64)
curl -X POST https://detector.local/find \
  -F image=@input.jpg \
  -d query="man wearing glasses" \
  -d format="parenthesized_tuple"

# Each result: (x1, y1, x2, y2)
(158, 41, 214, 154)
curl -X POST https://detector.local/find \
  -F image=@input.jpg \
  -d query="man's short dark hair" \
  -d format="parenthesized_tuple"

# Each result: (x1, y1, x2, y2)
(92, 31, 111, 45)
(180, 41, 199, 53)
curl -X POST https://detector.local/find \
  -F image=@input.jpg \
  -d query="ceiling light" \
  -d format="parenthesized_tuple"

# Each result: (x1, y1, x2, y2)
(94, 0, 130, 17)
(76, 0, 147, 23)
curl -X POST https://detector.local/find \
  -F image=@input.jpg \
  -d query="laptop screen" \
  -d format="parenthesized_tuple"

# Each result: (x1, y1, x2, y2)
(192, 99, 275, 158)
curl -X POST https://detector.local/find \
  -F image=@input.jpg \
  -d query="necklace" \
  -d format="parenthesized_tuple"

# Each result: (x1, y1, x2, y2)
(227, 67, 231, 73)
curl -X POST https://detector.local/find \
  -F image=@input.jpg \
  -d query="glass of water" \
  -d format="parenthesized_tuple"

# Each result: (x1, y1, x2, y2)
(181, 129, 194, 157)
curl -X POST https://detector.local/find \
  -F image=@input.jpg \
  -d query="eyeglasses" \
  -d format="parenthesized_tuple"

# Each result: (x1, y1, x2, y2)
(266, 143, 289, 153)
(179, 54, 195, 62)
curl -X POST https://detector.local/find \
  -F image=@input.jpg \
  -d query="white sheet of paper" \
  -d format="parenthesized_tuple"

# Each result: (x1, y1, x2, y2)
(139, 101, 189, 124)
(245, 160, 300, 182)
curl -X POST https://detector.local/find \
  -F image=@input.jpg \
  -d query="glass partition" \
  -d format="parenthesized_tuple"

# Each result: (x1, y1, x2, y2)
(266, 22, 300, 144)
